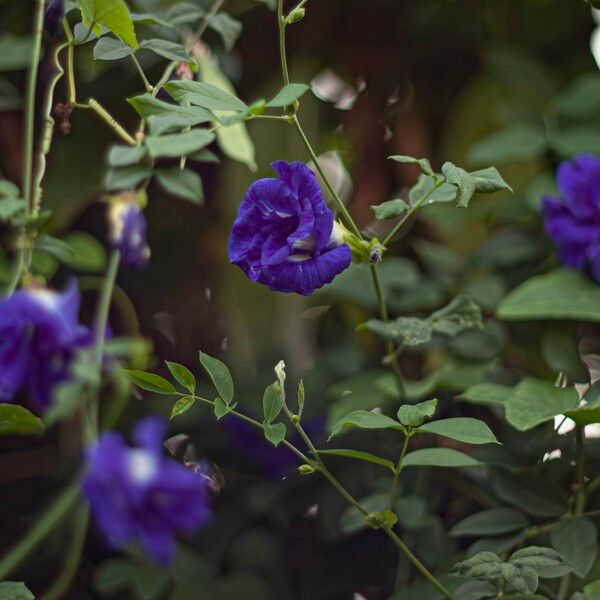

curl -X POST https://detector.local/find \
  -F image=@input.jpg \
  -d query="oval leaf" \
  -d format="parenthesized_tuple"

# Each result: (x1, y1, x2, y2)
(125, 370, 176, 394)
(199, 352, 234, 404)
(403, 448, 481, 468)
(418, 417, 499, 445)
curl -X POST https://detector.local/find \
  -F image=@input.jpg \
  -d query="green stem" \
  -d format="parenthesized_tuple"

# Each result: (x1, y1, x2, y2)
(291, 115, 362, 237)
(87, 99, 137, 146)
(389, 430, 411, 509)
(382, 179, 444, 247)
(22, 0, 46, 211)
(63, 19, 77, 104)
(39, 506, 89, 600)
(277, 0, 290, 86)
(370, 263, 406, 398)
(131, 54, 153, 93)
(0, 483, 80, 580)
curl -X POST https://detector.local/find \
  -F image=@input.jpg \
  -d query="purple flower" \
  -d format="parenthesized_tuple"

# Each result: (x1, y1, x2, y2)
(228, 161, 352, 295)
(107, 202, 150, 270)
(0, 281, 89, 409)
(83, 418, 211, 564)
(542, 154, 600, 282)
(44, 0, 64, 37)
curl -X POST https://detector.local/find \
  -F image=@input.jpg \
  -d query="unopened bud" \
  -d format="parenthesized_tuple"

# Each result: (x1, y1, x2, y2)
(298, 464, 315, 475)
(285, 7, 305, 24)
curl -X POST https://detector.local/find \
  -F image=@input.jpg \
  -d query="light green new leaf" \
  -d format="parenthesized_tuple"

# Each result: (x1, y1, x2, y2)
(501, 563, 538, 595)
(214, 397, 231, 420)
(0, 404, 44, 437)
(199, 352, 234, 404)
(125, 370, 176, 394)
(262, 382, 283, 424)
(418, 417, 499, 445)
(397, 398, 438, 427)
(145, 130, 215, 158)
(329, 409, 402, 439)
(497, 269, 600, 322)
(451, 551, 503, 579)
(450, 508, 529, 537)
(94, 0, 138, 48)
(370, 199, 409, 220)
(403, 448, 481, 468)
(263, 422, 286, 446)
(171, 396, 195, 418)
(0, 582, 35, 600)
(389, 155, 434, 176)
(165, 361, 196, 392)
(550, 517, 597, 578)
(317, 449, 395, 471)
(505, 377, 579, 431)
(156, 168, 203, 203)
(266, 83, 311, 107)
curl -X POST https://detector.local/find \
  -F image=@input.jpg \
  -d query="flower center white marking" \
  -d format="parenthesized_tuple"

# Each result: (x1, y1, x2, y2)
(28, 288, 59, 312)
(128, 449, 158, 484)
(328, 221, 346, 247)
(288, 253, 311, 262)
(293, 237, 315, 252)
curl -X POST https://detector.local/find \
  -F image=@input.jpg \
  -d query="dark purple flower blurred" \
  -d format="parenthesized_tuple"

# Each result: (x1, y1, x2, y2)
(0, 281, 89, 409)
(228, 161, 351, 295)
(542, 154, 600, 282)
(83, 418, 211, 565)
(107, 202, 150, 269)
(44, 0, 64, 37)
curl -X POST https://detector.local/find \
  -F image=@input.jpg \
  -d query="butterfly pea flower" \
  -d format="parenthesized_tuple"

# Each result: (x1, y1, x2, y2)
(107, 200, 150, 270)
(83, 417, 211, 565)
(542, 154, 600, 283)
(0, 281, 89, 409)
(228, 160, 352, 295)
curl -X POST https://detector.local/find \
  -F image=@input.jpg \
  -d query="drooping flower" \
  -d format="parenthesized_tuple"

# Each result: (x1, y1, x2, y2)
(44, 0, 64, 37)
(107, 201, 150, 270)
(542, 154, 600, 282)
(83, 417, 211, 564)
(0, 281, 89, 409)
(228, 161, 352, 295)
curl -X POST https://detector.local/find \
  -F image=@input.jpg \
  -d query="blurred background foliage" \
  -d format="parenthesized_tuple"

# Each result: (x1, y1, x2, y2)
(1, 0, 600, 598)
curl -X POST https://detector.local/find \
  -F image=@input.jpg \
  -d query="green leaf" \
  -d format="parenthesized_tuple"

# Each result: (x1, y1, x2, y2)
(35, 235, 75, 263)
(505, 377, 579, 431)
(165, 361, 196, 392)
(125, 370, 176, 394)
(370, 198, 409, 220)
(451, 551, 504, 579)
(0, 35, 35, 71)
(541, 330, 588, 383)
(363, 317, 432, 346)
(139, 39, 189, 62)
(467, 122, 547, 165)
(409, 174, 458, 205)
(0, 582, 35, 600)
(93, 36, 133, 60)
(197, 53, 256, 170)
(213, 397, 230, 420)
(0, 196, 26, 222)
(497, 269, 600, 322)
(262, 382, 283, 424)
(164, 80, 248, 112)
(403, 448, 481, 468)
(94, 0, 138, 48)
(199, 352, 234, 404)
(266, 83, 311, 107)
(207, 12, 242, 51)
(397, 398, 438, 427)
(107, 144, 146, 167)
(171, 395, 195, 418)
(509, 546, 563, 569)
(105, 165, 152, 190)
(389, 155, 434, 176)
(0, 404, 44, 436)
(155, 168, 203, 202)
(470, 167, 512, 193)
(93, 558, 134, 595)
(501, 563, 538, 595)
(132, 561, 169, 600)
(584, 580, 600, 599)
(77, 0, 95, 26)
(328, 409, 402, 438)
(553, 73, 600, 119)
(130, 12, 174, 27)
(145, 130, 215, 158)
(166, 2, 204, 24)
(263, 422, 286, 447)
(564, 383, 600, 425)
(550, 517, 597, 578)
(430, 294, 483, 336)
(418, 417, 499, 445)
(63, 231, 107, 273)
(457, 383, 513, 407)
(450, 508, 529, 537)
(317, 449, 395, 471)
